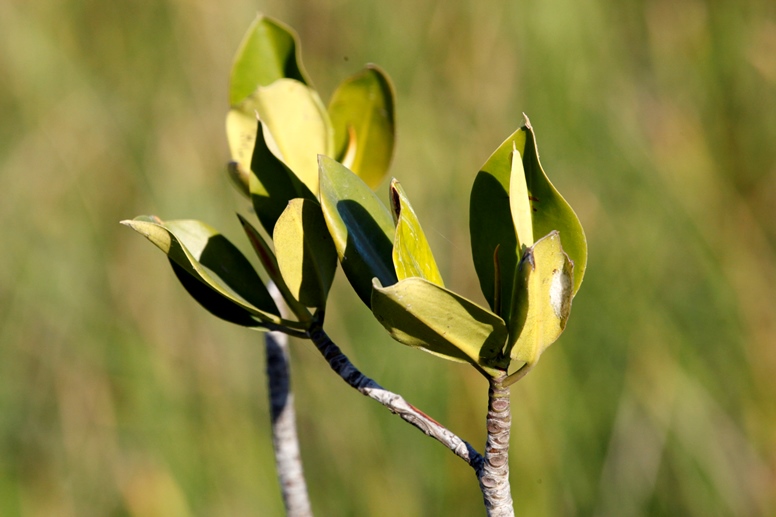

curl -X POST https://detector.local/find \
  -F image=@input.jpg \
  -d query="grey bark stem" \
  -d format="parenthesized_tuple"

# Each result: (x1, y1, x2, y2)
(477, 376, 514, 516)
(307, 323, 484, 469)
(266, 285, 312, 517)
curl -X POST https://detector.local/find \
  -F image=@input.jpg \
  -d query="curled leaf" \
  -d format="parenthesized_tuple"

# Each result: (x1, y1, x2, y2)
(390, 180, 444, 286)
(328, 65, 396, 189)
(506, 231, 574, 370)
(470, 115, 587, 325)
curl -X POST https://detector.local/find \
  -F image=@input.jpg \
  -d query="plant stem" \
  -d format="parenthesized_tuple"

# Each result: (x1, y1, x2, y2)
(477, 375, 514, 516)
(307, 323, 484, 469)
(266, 285, 312, 517)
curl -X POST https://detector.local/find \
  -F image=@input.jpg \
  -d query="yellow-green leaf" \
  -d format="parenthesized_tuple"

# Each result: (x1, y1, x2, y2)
(225, 108, 259, 194)
(121, 216, 286, 328)
(389, 180, 444, 286)
(371, 277, 509, 377)
(509, 146, 533, 251)
(238, 214, 311, 322)
(249, 79, 333, 196)
(470, 115, 588, 326)
(273, 199, 338, 309)
(229, 14, 310, 106)
(506, 231, 574, 370)
(521, 117, 587, 295)
(470, 128, 525, 321)
(318, 155, 396, 307)
(225, 114, 311, 233)
(328, 65, 395, 189)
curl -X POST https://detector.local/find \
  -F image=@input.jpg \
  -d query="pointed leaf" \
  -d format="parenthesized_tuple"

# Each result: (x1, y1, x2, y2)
(122, 217, 282, 327)
(470, 128, 525, 321)
(328, 65, 396, 189)
(470, 115, 588, 324)
(229, 14, 310, 106)
(273, 199, 338, 308)
(521, 118, 587, 294)
(371, 277, 509, 377)
(389, 180, 444, 286)
(318, 155, 396, 306)
(249, 79, 333, 196)
(506, 231, 574, 369)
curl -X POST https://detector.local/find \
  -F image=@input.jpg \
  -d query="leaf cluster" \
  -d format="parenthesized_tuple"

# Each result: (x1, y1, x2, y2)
(123, 14, 588, 384)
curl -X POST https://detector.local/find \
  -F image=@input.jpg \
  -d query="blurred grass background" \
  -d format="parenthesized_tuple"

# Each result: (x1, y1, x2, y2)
(1, 0, 775, 515)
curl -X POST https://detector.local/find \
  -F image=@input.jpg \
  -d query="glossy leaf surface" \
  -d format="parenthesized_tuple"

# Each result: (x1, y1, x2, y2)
(250, 79, 332, 196)
(229, 14, 310, 106)
(121, 217, 281, 327)
(470, 128, 525, 321)
(389, 180, 444, 286)
(371, 277, 508, 377)
(225, 114, 309, 234)
(238, 214, 311, 321)
(328, 65, 395, 189)
(509, 147, 533, 251)
(225, 108, 258, 196)
(521, 118, 587, 295)
(273, 199, 338, 308)
(470, 116, 587, 324)
(506, 231, 573, 369)
(318, 155, 396, 306)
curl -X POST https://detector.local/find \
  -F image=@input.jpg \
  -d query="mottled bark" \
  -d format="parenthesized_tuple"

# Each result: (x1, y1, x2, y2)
(307, 323, 484, 469)
(477, 376, 514, 516)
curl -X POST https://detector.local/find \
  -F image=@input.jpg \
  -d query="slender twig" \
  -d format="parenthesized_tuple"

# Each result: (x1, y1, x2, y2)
(265, 284, 312, 517)
(307, 322, 484, 469)
(477, 375, 514, 516)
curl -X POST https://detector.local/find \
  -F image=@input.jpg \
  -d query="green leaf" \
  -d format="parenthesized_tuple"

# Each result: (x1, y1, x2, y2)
(470, 128, 525, 321)
(122, 216, 284, 328)
(509, 146, 533, 251)
(250, 119, 312, 233)
(225, 108, 259, 198)
(229, 14, 310, 106)
(225, 113, 313, 234)
(371, 277, 509, 377)
(470, 115, 588, 324)
(328, 65, 396, 189)
(248, 79, 333, 196)
(273, 199, 338, 309)
(506, 231, 574, 370)
(237, 214, 311, 322)
(227, 161, 250, 198)
(521, 117, 587, 295)
(318, 155, 397, 306)
(389, 180, 444, 286)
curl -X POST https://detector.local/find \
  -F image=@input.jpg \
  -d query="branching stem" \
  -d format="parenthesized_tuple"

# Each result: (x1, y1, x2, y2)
(307, 323, 484, 469)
